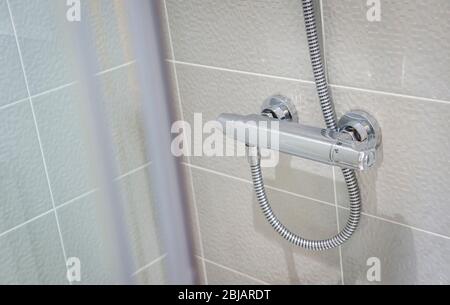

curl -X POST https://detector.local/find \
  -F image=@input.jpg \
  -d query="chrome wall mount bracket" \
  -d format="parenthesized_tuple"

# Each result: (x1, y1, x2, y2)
(218, 95, 382, 171)
(337, 110, 382, 151)
(261, 95, 299, 123)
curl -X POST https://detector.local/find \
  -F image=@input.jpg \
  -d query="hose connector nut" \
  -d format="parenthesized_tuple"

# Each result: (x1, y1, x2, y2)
(246, 145, 261, 166)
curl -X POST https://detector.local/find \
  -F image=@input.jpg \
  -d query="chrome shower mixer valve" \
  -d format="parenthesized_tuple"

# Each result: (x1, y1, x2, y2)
(217, 95, 382, 171)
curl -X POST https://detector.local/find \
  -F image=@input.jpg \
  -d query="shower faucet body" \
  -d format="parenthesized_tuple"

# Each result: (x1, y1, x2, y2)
(217, 96, 381, 171)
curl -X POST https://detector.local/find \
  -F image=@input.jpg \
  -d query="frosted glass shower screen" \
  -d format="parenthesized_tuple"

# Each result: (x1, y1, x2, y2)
(0, 0, 197, 284)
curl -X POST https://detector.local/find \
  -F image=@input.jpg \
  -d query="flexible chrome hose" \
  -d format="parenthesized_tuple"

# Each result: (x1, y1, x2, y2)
(249, 0, 361, 250)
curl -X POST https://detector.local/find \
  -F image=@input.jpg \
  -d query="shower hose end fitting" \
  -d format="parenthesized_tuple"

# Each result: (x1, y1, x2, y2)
(246, 145, 261, 166)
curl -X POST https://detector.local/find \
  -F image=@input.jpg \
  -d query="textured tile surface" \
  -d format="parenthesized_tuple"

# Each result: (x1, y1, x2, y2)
(323, 0, 450, 101)
(8, 0, 133, 95)
(34, 63, 146, 208)
(177, 63, 335, 204)
(33, 84, 95, 206)
(0, 102, 52, 233)
(205, 260, 265, 285)
(0, 0, 27, 106)
(333, 87, 450, 237)
(59, 167, 162, 284)
(340, 212, 450, 284)
(0, 214, 67, 284)
(192, 167, 341, 284)
(58, 192, 120, 284)
(166, 0, 314, 81)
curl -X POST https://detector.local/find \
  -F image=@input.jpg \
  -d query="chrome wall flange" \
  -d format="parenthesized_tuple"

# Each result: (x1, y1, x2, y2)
(261, 95, 298, 123)
(337, 110, 382, 149)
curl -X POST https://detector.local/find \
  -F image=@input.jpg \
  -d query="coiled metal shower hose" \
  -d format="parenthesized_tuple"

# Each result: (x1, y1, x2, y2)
(248, 0, 361, 250)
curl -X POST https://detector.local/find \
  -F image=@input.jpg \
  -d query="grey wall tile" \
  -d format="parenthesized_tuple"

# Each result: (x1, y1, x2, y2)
(8, 0, 134, 95)
(34, 64, 147, 207)
(0, 214, 67, 284)
(8, 0, 77, 95)
(0, 0, 27, 105)
(58, 192, 120, 284)
(332, 87, 450, 237)
(176, 63, 335, 204)
(205, 260, 265, 285)
(58, 167, 162, 284)
(340, 212, 450, 284)
(0, 102, 52, 233)
(33, 85, 95, 206)
(166, 0, 313, 81)
(191, 167, 341, 284)
(323, 0, 450, 101)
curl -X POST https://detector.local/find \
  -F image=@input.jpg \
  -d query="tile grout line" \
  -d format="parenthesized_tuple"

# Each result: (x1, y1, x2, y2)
(95, 59, 136, 76)
(0, 190, 94, 241)
(0, 160, 163, 281)
(184, 162, 336, 208)
(0, 60, 138, 114)
(200, 256, 270, 285)
(163, 0, 208, 285)
(167, 59, 316, 86)
(0, 161, 152, 240)
(0, 97, 29, 111)
(114, 161, 151, 181)
(1, 189, 165, 281)
(0, 82, 78, 113)
(168, 59, 450, 106)
(55, 189, 99, 211)
(30, 81, 79, 99)
(0, 209, 55, 239)
(184, 162, 450, 242)
(6, 0, 70, 282)
(132, 254, 167, 277)
(360, 211, 450, 241)
(330, 83, 450, 106)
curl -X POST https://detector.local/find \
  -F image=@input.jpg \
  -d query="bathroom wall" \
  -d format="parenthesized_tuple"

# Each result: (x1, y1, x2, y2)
(2, 0, 449, 286)
(0, 0, 167, 284)
(166, 0, 450, 284)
